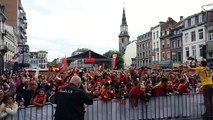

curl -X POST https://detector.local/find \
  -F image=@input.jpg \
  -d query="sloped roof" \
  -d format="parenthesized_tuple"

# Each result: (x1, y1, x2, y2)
(67, 50, 111, 63)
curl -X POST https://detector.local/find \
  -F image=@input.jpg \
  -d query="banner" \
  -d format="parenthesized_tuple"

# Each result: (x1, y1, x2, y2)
(85, 58, 95, 63)
(61, 57, 68, 70)
(112, 54, 117, 69)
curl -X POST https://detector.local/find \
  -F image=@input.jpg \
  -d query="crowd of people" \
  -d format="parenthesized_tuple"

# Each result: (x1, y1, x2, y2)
(0, 61, 211, 119)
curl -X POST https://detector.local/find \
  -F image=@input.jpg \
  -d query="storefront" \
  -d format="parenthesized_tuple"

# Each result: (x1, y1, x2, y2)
(159, 61, 172, 69)
(151, 64, 160, 69)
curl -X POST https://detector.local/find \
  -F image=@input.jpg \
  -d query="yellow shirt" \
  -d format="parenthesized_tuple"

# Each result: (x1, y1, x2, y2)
(195, 67, 213, 85)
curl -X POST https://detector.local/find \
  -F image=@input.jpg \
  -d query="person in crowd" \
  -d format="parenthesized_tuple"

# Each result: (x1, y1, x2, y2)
(92, 86, 101, 99)
(116, 83, 128, 99)
(196, 82, 203, 93)
(54, 75, 93, 120)
(145, 80, 155, 101)
(0, 90, 4, 105)
(17, 80, 38, 106)
(33, 88, 47, 107)
(190, 60, 213, 117)
(129, 81, 146, 107)
(154, 77, 168, 96)
(15, 93, 24, 108)
(0, 94, 18, 119)
(177, 78, 190, 95)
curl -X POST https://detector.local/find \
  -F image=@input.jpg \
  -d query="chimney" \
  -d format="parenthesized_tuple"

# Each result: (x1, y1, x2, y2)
(180, 16, 183, 21)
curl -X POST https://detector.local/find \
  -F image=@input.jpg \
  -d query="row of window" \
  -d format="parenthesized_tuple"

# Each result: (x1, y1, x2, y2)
(152, 28, 180, 40)
(39, 65, 47, 69)
(137, 41, 152, 50)
(184, 29, 203, 43)
(185, 45, 203, 58)
(161, 30, 170, 37)
(38, 54, 47, 58)
(137, 33, 151, 40)
(151, 38, 181, 50)
(137, 51, 151, 59)
(153, 31, 159, 39)
(161, 39, 170, 48)
(4, 53, 13, 62)
(171, 52, 182, 62)
(184, 14, 205, 28)
(5, 42, 16, 53)
(172, 29, 181, 36)
(153, 41, 159, 49)
(162, 51, 170, 61)
(171, 39, 182, 49)
(147, 14, 204, 44)
(156, 51, 182, 62)
(30, 59, 47, 64)
(137, 60, 152, 66)
(137, 51, 182, 63)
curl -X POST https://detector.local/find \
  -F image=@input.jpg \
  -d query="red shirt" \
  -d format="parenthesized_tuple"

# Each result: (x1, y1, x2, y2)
(177, 84, 190, 94)
(129, 87, 144, 99)
(34, 95, 45, 104)
(155, 85, 167, 96)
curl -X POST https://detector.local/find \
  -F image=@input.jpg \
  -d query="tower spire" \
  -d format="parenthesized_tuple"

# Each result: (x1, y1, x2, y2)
(121, 7, 127, 25)
(118, 4, 130, 55)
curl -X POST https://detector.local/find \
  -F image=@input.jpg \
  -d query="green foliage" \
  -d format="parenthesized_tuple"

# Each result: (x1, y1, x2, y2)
(103, 50, 124, 70)
(47, 61, 62, 67)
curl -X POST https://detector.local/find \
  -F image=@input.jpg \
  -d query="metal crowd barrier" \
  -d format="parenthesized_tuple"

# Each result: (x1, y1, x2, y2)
(4, 93, 209, 120)
(4, 103, 54, 120)
(84, 93, 207, 120)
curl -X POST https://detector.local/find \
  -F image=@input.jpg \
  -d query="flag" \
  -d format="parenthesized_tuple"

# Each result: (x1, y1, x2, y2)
(112, 54, 117, 69)
(61, 57, 68, 70)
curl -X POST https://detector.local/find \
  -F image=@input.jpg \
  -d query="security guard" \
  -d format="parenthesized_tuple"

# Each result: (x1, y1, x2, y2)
(54, 75, 93, 120)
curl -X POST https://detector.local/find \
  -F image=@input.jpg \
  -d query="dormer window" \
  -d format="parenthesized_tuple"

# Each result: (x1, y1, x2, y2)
(188, 19, 191, 27)
(198, 14, 203, 23)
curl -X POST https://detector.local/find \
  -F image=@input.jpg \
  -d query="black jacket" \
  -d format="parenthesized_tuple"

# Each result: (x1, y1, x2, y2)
(54, 83, 93, 120)
(17, 83, 37, 106)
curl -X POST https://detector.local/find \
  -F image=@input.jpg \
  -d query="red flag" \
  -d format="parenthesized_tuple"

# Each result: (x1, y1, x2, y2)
(61, 57, 68, 70)
(112, 54, 117, 69)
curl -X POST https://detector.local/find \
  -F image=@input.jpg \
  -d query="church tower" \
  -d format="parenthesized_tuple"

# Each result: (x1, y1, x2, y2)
(118, 8, 130, 55)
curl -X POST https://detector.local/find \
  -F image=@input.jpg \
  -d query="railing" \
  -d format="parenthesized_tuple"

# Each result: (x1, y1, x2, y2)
(4, 103, 54, 120)
(3, 93, 212, 120)
(84, 93, 207, 120)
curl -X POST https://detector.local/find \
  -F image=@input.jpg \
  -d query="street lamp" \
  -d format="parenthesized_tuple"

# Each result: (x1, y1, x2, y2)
(0, 45, 8, 74)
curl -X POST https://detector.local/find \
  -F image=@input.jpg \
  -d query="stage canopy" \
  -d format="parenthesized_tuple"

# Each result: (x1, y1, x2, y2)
(66, 50, 112, 64)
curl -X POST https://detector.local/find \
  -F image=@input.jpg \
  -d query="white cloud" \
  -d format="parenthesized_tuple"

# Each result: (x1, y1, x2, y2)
(22, 0, 213, 61)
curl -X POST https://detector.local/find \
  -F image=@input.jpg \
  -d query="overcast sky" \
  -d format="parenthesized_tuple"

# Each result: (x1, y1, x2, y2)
(21, 0, 213, 61)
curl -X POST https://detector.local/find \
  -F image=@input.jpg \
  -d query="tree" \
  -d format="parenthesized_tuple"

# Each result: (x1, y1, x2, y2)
(103, 50, 124, 70)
